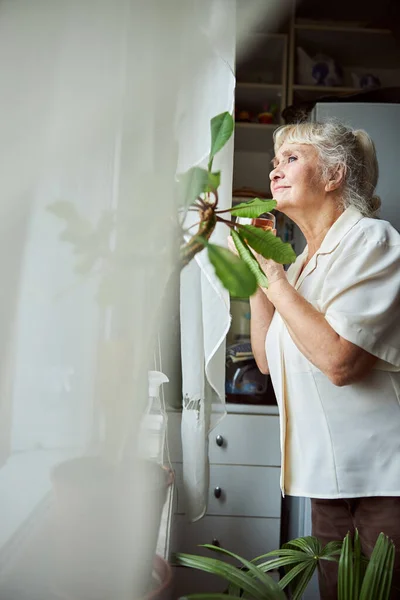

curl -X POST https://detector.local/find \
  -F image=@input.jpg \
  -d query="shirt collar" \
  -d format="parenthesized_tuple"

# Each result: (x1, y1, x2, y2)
(292, 206, 364, 289)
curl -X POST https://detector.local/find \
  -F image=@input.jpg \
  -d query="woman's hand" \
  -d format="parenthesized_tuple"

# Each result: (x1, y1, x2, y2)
(257, 254, 286, 287)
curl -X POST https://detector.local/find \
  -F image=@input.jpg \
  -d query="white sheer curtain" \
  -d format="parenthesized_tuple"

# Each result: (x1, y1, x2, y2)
(0, 0, 279, 597)
(0, 1, 235, 597)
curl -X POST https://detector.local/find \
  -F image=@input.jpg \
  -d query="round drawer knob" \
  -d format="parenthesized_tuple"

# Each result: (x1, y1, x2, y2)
(214, 486, 222, 499)
(216, 435, 224, 447)
(212, 538, 221, 547)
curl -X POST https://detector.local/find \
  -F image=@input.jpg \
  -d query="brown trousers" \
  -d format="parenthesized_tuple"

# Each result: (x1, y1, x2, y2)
(311, 497, 400, 600)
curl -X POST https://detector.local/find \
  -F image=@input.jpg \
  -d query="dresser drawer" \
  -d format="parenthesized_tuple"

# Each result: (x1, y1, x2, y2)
(168, 412, 281, 467)
(174, 464, 281, 518)
(209, 414, 280, 466)
(172, 514, 280, 560)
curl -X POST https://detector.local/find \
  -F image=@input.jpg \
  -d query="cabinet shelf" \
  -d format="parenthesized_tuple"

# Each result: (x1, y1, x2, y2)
(235, 122, 278, 130)
(294, 22, 392, 35)
(293, 84, 357, 93)
(236, 82, 283, 91)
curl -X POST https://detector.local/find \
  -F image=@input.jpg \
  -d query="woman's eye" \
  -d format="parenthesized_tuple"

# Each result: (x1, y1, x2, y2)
(288, 156, 297, 163)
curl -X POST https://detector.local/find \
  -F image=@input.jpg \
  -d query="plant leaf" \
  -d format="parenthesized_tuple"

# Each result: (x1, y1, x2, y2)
(237, 224, 296, 264)
(208, 171, 221, 191)
(230, 198, 277, 218)
(206, 243, 257, 298)
(291, 563, 318, 600)
(200, 545, 285, 599)
(256, 555, 311, 572)
(278, 561, 311, 589)
(353, 529, 363, 598)
(283, 537, 323, 555)
(46, 200, 80, 220)
(174, 553, 274, 600)
(253, 548, 313, 563)
(377, 538, 395, 600)
(208, 112, 234, 170)
(320, 540, 343, 560)
(231, 230, 269, 289)
(179, 595, 243, 600)
(360, 533, 395, 600)
(338, 531, 353, 600)
(178, 167, 221, 208)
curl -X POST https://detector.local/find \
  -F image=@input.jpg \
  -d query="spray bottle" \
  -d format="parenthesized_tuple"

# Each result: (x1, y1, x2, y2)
(139, 371, 169, 462)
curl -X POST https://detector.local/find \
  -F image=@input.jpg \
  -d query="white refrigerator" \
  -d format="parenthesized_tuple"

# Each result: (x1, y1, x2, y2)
(312, 102, 400, 231)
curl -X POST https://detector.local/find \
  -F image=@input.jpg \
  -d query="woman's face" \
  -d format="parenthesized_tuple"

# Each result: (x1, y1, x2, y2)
(269, 141, 325, 215)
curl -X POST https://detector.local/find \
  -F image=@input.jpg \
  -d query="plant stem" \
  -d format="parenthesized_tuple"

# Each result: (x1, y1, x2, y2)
(216, 215, 234, 228)
(184, 220, 202, 232)
(180, 206, 217, 267)
(214, 207, 234, 214)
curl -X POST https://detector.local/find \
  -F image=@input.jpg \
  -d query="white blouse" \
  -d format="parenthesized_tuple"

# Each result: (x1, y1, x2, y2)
(266, 206, 400, 498)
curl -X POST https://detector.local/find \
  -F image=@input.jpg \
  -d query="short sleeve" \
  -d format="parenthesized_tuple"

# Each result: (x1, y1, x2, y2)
(320, 235, 400, 368)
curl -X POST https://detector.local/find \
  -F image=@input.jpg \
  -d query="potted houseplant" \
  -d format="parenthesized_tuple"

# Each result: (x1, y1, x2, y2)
(47, 112, 295, 599)
(174, 530, 395, 600)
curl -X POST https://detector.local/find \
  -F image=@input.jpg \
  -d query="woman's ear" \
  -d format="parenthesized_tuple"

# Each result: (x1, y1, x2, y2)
(325, 165, 345, 192)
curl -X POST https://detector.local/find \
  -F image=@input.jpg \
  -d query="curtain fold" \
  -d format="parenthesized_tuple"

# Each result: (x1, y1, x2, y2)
(179, 0, 236, 522)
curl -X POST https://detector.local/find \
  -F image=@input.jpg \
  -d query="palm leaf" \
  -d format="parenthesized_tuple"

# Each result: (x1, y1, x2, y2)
(230, 198, 277, 218)
(253, 548, 313, 563)
(255, 555, 310, 573)
(360, 533, 395, 600)
(290, 562, 317, 600)
(321, 540, 343, 561)
(174, 553, 272, 600)
(277, 560, 312, 589)
(338, 531, 353, 600)
(283, 536, 322, 554)
(200, 544, 285, 598)
(377, 539, 395, 600)
(179, 595, 242, 600)
(353, 530, 363, 598)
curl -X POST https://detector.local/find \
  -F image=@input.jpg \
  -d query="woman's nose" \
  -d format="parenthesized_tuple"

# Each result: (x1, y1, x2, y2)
(269, 167, 283, 181)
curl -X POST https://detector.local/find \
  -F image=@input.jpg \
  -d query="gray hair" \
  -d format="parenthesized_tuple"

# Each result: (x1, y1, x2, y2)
(273, 120, 381, 217)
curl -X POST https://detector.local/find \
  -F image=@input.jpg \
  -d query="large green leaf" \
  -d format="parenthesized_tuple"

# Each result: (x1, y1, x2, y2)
(320, 540, 343, 560)
(278, 561, 313, 590)
(180, 595, 243, 600)
(208, 112, 234, 170)
(283, 537, 322, 554)
(47, 201, 93, 242)
(338, 532, 354, 600)
(290, 563, 318, 600)
(360, 533, 395, 600)
(174, 553, 274, 600)
(352, 530, 363, 598)
(255, 554, 310, 573)
(237, 224, 296, 264)
(230, 198, 277, 218)
(178, 167, 221, 208)
(231, 230, 269, 289)
(207, 243, 257, 298)
(201, 544, 285, 597)
(253, 548, 314, 563)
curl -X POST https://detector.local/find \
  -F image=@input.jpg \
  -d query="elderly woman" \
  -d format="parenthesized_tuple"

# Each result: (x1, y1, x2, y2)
(233, 121, 400, 599)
